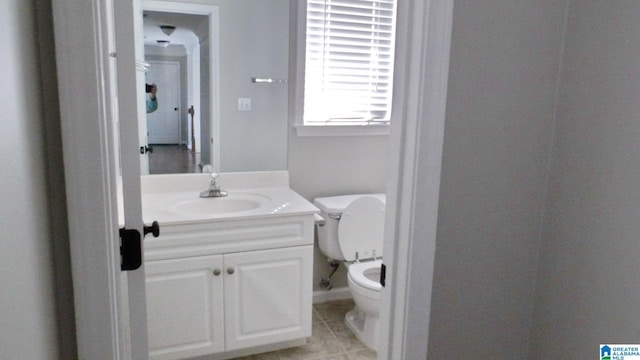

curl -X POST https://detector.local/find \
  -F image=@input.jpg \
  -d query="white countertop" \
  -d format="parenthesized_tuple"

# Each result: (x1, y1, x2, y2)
(142, 186, 319, 225)
(140, 172, 319, 225)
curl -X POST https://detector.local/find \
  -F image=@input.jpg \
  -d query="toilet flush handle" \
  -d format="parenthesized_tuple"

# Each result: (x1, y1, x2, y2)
(328, 213, 342, 220)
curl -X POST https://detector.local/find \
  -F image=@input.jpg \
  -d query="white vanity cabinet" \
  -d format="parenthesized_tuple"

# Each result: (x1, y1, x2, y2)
(223, 246, 312, 351)
(146, 254, 225, 359)
(144, 214, 315, 360)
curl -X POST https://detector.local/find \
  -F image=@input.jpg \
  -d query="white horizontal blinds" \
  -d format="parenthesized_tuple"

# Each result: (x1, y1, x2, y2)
(304, 0, 396, 126)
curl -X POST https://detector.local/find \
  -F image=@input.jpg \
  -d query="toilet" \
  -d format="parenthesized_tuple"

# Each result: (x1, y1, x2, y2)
(313, 194, 386, 351)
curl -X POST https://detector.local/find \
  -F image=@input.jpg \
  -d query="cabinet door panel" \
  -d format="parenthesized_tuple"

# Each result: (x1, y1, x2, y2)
(146, 255, 224, 359)
(224, 246, 313, 351)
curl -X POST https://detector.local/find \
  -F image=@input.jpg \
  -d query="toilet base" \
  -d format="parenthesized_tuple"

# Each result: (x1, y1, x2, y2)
(344, 308, 378, 351)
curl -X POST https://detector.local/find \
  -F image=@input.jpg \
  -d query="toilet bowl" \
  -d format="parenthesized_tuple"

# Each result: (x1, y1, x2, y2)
(313, 194, 386, 351)
(345, 260, 382, 350)
(347, 260, 382, 316)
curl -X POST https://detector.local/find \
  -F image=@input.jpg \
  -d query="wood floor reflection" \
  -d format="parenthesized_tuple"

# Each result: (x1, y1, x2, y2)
(148, 144, 200, 174)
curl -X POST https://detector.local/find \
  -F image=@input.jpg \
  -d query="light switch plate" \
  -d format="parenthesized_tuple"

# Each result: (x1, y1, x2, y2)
(238, 98, 252, 111)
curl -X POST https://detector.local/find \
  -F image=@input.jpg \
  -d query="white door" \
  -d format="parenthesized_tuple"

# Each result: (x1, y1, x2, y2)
(114, 0, 151, 358)
(146, 61, 181, 144)
(223, 246, 313, 351)
(53, 0, 151, 358)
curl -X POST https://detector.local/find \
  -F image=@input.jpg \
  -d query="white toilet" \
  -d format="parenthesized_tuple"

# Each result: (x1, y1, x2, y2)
(313, 194, 386, 351)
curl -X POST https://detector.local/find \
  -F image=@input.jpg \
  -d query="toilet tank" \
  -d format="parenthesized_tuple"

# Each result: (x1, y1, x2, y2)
(313, 194, 386, 261)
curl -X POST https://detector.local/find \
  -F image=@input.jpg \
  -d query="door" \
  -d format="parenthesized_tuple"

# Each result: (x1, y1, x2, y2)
(223, 246, 313, 351)
(146, 61, 181, 144)
(114, 0, 151, 358)
(53, 0, 152, 357)
(146, 255, 225, 360)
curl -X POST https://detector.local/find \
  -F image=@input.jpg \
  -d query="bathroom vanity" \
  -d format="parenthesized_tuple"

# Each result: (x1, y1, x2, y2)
(141, 172, 318, 360)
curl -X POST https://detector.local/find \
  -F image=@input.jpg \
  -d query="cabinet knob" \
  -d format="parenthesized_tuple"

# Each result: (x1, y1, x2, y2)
(213, 268, 221, 276)
(227, 267, 235, 275)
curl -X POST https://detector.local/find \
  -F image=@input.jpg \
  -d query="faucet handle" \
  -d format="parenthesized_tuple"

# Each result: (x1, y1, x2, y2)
(202, 164, 214, 173)
(199, 169, 227, 197)
(209, 172, 221, 190)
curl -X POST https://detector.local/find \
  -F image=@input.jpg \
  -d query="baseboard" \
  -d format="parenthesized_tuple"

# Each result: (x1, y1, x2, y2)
(313, 287, 352, 304)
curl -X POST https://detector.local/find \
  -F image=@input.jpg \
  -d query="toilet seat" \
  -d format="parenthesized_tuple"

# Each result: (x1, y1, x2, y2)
(338, 196, 385, 262)
(348, 260, 383, 292)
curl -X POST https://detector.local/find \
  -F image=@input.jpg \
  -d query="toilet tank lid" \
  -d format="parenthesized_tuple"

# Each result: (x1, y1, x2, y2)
(313, 194, 386, 213)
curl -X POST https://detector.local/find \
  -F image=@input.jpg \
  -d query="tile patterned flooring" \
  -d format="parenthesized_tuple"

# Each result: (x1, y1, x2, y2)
(232, 299, 377, 360)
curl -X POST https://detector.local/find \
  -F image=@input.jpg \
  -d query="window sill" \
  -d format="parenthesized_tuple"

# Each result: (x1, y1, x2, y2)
(293, 124, 390, 137)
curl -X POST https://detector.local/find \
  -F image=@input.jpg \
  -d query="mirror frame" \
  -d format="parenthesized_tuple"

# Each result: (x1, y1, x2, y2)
(143, 0, 221, 171)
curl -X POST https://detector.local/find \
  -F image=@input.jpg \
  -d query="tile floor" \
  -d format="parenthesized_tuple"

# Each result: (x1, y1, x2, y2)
(232, 299, 377, 360)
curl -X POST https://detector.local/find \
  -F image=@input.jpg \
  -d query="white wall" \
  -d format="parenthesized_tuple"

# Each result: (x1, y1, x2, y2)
(529, 2, 640, 357)
(217, 0, 289, 172)
(0, 0, 67, 358)
(427, 1, 568, 358)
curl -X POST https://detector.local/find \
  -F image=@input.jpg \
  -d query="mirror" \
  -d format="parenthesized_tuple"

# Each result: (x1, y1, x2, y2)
(141, 0, 289, 175)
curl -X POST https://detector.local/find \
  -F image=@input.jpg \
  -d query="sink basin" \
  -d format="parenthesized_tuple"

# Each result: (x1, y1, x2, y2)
(168, 193, 269, 215)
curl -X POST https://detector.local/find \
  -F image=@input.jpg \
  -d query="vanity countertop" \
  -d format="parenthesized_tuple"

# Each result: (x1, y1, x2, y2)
(139, 171, 318, 226)
(142, 186, 319, 225)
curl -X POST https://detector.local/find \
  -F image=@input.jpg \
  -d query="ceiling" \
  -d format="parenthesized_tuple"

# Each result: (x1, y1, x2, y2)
(143, 11, 208, 49)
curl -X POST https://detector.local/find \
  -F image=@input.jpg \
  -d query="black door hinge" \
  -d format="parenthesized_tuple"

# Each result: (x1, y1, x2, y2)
(380, 263, 386, 287)
(119, 228, 142, 271)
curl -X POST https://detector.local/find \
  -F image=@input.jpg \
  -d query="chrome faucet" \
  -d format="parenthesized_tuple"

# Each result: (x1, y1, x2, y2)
(200, 172, 228, 198)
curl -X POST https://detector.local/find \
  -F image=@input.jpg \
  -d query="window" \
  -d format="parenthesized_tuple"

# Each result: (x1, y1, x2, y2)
(300, 0, 397, 133)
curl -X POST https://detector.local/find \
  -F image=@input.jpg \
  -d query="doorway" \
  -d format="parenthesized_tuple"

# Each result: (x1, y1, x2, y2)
(52, 0, 452, 358)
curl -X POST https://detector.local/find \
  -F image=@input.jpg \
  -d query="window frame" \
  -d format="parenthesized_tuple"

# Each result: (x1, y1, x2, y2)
(292, 0, 392, 137)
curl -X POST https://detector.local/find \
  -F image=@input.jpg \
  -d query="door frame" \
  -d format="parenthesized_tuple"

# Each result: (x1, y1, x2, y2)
(52, 0, 454, 358)
(378, 0, 453, 358)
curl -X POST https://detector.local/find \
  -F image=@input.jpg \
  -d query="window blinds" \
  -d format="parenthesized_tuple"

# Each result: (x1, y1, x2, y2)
(304, 0, 396, 126)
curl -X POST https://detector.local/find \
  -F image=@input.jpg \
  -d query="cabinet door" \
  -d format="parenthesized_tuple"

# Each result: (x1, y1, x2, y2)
(146, 255, 224, 360)
(223, 246, 313, 351)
